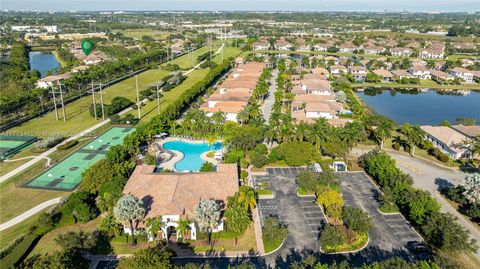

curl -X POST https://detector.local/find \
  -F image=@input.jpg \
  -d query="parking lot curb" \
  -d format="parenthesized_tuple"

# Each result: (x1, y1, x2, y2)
(319, 235, 370, 255)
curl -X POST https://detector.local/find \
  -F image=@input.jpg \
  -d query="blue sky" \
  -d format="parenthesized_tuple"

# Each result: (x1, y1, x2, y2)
(2, 0, 479, 12)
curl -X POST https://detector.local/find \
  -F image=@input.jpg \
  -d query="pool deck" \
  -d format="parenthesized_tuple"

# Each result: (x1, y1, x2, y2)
(156, 137, 222, 172)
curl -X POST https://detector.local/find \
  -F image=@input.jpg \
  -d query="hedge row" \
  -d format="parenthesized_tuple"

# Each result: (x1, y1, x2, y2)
(0, 234, 39, 269)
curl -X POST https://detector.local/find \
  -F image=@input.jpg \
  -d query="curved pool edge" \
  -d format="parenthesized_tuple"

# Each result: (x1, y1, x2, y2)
(156, 137, 223, 172)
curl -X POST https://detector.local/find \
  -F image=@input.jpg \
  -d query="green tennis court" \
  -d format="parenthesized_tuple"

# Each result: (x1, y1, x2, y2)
(0, 135, 37, 160)
(23, 126, 135, 191)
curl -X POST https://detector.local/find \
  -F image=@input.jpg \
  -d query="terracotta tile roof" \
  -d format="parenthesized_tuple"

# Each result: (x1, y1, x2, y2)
(373, 69, 393, 78)
(123, 164, 239, 225)
(420, 125, 469, 154)
(311, 67, 329, 75)
(392, 69, 414, 78)
(329, 64, 347, 71)
(450, 67, 473, 74)
(201, 101, 247, 114)
(305, 101, 343, 113)
(431, 70, 454, 79)
(350, 66, 368, 72)
(294, 94, 335, 102)
(451, 125, 480, 139)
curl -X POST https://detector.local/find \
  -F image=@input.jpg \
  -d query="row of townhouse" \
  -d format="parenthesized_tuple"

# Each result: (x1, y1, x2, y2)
(289, 68, 350, 126)
(251, 37, 459, 59)
(327, 59, 477, 83)
(200, 62, 266, 122)
(420, 125, 480, 160)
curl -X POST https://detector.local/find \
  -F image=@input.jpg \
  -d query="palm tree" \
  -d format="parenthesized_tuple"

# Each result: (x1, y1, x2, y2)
(211, 111, 226, 134)
(392, 135, 408, 149)
(373, 122, 393, 149)
(176, 218, 191, 240)
(235, 186, 257, 212)
(113, 194, 145, 245)
(461, 139, 480, 161)
(145, 216, 165, 243)
(405, 125, 425, 156)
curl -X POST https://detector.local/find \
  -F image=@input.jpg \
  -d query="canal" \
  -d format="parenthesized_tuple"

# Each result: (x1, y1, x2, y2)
(29, 51, 61, 78)
(356, 88, 480, 125)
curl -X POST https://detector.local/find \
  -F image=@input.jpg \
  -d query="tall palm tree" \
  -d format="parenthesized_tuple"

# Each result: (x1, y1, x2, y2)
(392, 135, 408, 149)
(236, 186, 257, 212)
(405, 125, 425, 156)
(373, 122, 393, 149)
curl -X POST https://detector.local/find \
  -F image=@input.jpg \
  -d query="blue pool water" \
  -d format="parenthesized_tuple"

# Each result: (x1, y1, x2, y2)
(163, 141, 223, 172)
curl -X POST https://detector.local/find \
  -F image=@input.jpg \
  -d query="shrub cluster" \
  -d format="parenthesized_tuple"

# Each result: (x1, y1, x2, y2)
(359, 150, 476, 252)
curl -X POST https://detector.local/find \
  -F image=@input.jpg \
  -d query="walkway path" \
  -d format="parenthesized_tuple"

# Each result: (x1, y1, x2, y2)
(0, 197, 63, 231)
(352, 147, 480, 260)
(261, 69, 278, 124)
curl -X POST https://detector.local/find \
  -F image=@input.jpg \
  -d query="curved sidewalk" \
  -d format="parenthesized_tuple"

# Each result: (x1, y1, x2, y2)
(0, 197, 63, 231)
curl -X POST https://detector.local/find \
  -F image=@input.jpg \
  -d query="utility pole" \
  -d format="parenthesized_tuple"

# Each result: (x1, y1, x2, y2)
(135, 75, 141, 119)
(51, 85, 59, 121)
(91, 81, 97, 120)
(58, 81, 66, 122)
(99, 83, 105, 120)
(156, 84, 161, 115)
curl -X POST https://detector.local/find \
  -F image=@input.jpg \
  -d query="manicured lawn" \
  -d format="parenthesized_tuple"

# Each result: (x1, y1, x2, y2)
(0, 207, 52, 248)
(29, 218, 100, 256)
(193, 224, 257, 252)
(0, 145, 39, 177)
(137, 69, 210, 122)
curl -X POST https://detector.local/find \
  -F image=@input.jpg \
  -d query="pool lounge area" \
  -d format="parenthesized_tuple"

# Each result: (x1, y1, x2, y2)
(157, 138, 223, 172)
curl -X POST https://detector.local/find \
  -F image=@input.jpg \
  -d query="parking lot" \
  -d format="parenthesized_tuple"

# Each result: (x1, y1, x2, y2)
(338, 172, 423, 256)
(254, 168, 423, 265)
(254, 167, 325, 252)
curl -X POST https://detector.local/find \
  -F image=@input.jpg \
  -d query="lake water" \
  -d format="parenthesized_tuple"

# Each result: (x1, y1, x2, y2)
(29, 51, 60, 78)
(356, 89, 480, 125)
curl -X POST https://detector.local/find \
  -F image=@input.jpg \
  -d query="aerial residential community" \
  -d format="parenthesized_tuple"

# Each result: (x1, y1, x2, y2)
(0, 1, 480, 269)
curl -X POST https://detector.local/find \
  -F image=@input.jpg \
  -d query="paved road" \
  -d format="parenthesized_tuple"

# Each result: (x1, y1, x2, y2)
(385, 151, 480, 260)
(261, 69, 278, 124)
(0, 197, 63, 231)
(352, 148, 480, 259)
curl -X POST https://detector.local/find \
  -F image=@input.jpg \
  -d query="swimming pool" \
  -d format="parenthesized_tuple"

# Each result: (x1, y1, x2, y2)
(162, 141, 222, 172)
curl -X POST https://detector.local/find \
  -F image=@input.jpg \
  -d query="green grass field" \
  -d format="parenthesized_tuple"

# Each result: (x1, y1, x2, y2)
(116, 29, 171, 40)
(0, 208, 52, 249)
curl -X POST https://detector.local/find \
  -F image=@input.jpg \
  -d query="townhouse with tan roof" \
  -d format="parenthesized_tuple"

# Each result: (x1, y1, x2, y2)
(373, 69, 394, 82)
(36, 72, 72, 89)
(329, 64, 348, 76)
(339, 43, 360, 53)
(122, 164, 239, 241)
(421, 125, 472, 160)
(430, 70, 454, 81)
(201, 62, 266, 122)
(408, 65, 431, 79)
(349, 66, 368, 82)
(313, 43, 328, 52)
(274, 39, 294, 51)
(449, 68, 474, 83)
(252, 40, 270, 50)
(390, 47, 412, 57)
